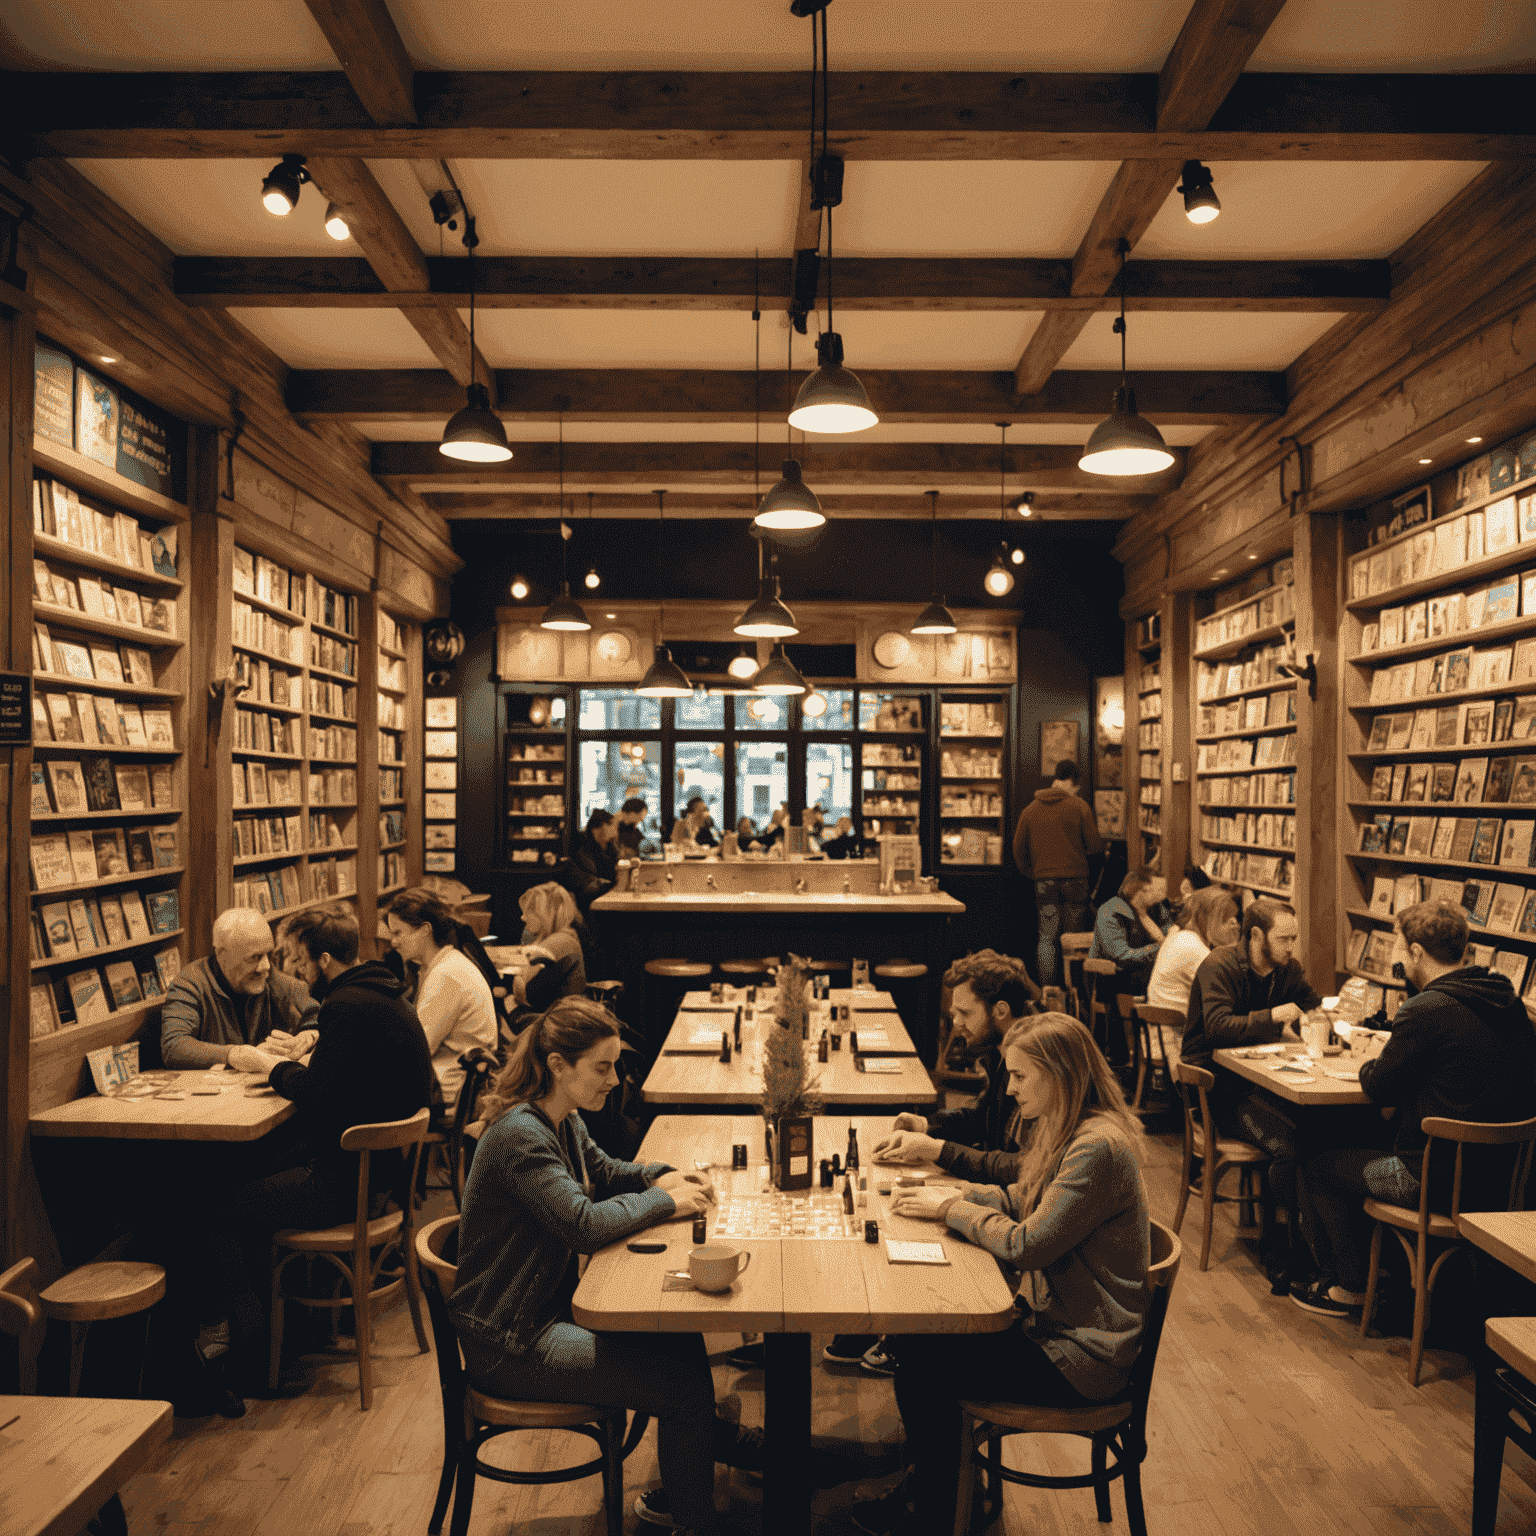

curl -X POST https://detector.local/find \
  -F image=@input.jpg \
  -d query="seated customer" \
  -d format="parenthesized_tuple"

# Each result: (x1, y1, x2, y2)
(1293, 901, 1536, 1316)
(516, 881, 597, 1006)
(735, 815, 760, 848)
(820, 815, 862, 860)
(1178, 863, 1212, 902)
(161, 907, 318, 1069)
(615, 796, 649, 858)
(387, 887, 499, 1106)
(1180, 898, 1320, 1275)
(1089, 870, 1168, 1001)
(852, 1013, 1149, 1535)
(1145, 886, 1240, 1017)
(207, 904, 434, 1394)
(450, 999, 760, 1535)
(569, 809, 621, 907)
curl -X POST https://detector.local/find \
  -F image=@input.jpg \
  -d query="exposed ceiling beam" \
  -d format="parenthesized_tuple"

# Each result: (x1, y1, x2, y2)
(306, 156, 491, 389)
(369, 440, 1182, 494)
(175, 255, 1389, 313)
(300, 0, 416, 126)
(10, 70, 1531, 160)
(289, 366, 1285, 426)
(1013, 0, 1290, 394)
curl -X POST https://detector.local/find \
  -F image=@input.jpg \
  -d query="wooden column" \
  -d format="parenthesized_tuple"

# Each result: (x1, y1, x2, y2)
(1162, 590, 1194, 889)
(1292, 512, 1340, 990)
(1122, 619, 1146, 871)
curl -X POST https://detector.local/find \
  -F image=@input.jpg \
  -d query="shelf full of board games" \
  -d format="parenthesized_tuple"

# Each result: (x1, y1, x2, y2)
(938, 694, 1005, 864)
(1340, 426, 1536, 1015)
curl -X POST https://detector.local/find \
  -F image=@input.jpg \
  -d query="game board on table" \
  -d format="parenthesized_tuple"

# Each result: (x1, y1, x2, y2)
(710, 1190, 863, 1240)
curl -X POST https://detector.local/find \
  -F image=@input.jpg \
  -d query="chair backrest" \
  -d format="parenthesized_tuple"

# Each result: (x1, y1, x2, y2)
(1173, 1060, 1216, 1149)
(1134, 1004, 1186, 1030)
(340, 1107, 431, 1236)
(1083, 958, 1118, 977)
(414, 1217, 466, 1425)
(1060, 933, 1094, 955)
(0, 1257, 43, 1393)
(1125, 1221, 1182, 1429)
(340, 1105, 432, 1153)
(1419, 1114, 1536, 1223)
(417, 1215, 460, 1300)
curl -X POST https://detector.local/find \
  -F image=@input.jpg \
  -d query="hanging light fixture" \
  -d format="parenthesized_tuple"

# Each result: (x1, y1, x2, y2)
(911, 490, 957, 635)
(984, 421, 1019, 597)
(1079, 240, 1176, 478)
(509, 575, 529, 600)
(728, 646, 760, 680)
(636, 491, 692, 697)
(786, 3, 876, 434)
(323, 201, 350, 240)
(540, 415, 590, 631)
(801, 690, 828, 718)
(582, 492, 601, 590)
(440, 214, 512, 463)
(260, 155, 308, 216)
(755, 319, 825, 532)
(1177, 161, 1221, 224)
(754, 642, 808, 696)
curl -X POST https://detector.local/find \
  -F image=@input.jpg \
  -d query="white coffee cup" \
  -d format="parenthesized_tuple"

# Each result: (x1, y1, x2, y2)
(688, 1244, 751, 1293)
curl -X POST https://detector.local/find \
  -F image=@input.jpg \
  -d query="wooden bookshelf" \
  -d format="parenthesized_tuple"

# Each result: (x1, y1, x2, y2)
(937, 692, 1006, 866)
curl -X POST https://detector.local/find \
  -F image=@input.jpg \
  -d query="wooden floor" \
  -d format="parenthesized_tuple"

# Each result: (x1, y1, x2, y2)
(118, 1128, 1536, 1536)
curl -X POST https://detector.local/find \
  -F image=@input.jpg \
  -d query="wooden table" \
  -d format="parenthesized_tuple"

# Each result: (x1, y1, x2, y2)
(1459, 1211, 1536, 1284)
(574, 1113, 1015, 1528)
(0, 1395, 170, 1536)
(1212, 1045, 1372, 1106)
(643, 1004, 937, 1109)
(29, 1070, 296, 1141)
(679, 986, 898, 1012)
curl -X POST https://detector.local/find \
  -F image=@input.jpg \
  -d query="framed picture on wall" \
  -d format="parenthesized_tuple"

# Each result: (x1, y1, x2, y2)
(425, 825, 456, 849)
(425, 731, 457, 758)
(1040, 719, 1080, 777)
(425, 762, 457, 790)
(425, 792, 456, 819)
(425, 698, 457, 729)
(425, 850, 456, 873)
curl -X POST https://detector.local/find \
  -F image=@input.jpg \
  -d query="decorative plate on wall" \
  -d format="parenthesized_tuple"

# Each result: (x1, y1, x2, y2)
(595, 630, 632, 665)
(872, 631, 912, 669)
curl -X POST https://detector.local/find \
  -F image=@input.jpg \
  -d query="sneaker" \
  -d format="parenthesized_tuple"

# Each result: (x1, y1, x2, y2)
(1289, 1277, 1363, 1317)
(860, 1342, 896, 1378)
(723, 1341, 764, 1370)
(823, 1333, 878, 1365)
(849, 1485, 916, 1536)
(635, 1487, 676, 1527)
(713, 1416, 765, 1473)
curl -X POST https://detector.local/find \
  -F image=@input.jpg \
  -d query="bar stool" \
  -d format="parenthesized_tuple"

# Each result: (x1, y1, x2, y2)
(874, 960, 928, 1048)
(806, 958, 851, 985)
(719, 959, 773, 988)
(643, 960, 712, 1054)
(586, 978, 625, 1011)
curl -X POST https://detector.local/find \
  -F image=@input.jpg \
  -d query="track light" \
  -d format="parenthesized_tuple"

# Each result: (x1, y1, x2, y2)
(754, 643, 808, 696)
(510, 575, 529, 600)
(261, 155, 309, 217)
(1178, 161, 1221, 224)
(635, 644, 693, 698)
(440, 215, 512, 463)
(323, 201, 350, 240)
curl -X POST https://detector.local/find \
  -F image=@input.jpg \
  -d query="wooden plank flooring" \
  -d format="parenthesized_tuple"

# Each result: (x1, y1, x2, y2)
(118, 1129, 1536, 1534)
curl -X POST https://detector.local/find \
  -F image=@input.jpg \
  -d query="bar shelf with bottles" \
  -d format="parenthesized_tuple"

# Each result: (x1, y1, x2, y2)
(504, 690, 571, 865)
(856, 691, 926, 851)
(938, 692, 1006, 865)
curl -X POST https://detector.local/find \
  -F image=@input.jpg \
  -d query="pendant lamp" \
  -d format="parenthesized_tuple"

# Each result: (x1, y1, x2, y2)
(786, 3, 876, 435)
(911, 491, 957, 635)
(755, 321, 824, 533)
(540, 415, 591, 631)
(1080, 241, 1175, 478)
(984, 422, 1020, 596)
(440, 215, 512, 463)
(754, 642, 808, 696)
(635, 491, 692, 697)
(582, 492, 602, 590)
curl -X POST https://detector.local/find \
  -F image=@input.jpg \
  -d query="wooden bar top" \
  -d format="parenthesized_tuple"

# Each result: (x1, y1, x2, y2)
(572, 1113, 1016, 1336)
(29, 1069, 296, 1141)
(592, 890, 965, 915)
(1460, 1211, 1536, 1285)
(1212, 1045, 1371, 1106)
(0, 1395, 170, 1536)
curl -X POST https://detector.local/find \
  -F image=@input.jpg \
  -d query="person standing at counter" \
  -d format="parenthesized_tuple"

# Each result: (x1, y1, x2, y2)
(1012, 761, 1104, 989)
(569, 809, 621, 907)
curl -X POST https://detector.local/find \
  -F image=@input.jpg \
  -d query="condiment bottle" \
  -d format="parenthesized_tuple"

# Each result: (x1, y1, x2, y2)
(734, 1006, 743, 1051)
(720, 1032, 732, 1064)
(842, 1173, 854, 1216)
(693, 1213, 707, 1244)
(846, 1127, 860, 1172)
(818, 1030, 829, 1063)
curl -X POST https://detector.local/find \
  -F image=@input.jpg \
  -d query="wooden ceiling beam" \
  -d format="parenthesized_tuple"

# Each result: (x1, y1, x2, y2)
(368, 439, 1182, 494)
(288, 366, 1284, 426)
(10, 69, 1531, 160)
(1013, 0, 1291, 395)
(299, 0, 416, 126)
(174, 254, 1389, 313)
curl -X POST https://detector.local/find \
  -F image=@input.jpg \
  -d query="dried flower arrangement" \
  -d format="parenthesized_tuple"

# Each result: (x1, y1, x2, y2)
(762, 954, 820, 1123)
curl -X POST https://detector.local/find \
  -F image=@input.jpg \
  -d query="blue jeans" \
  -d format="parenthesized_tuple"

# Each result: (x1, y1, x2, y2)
(459, 1321, 718, 1530)
(1299, 1146, 1420, 1291)
(1034, 878, 1089, 987)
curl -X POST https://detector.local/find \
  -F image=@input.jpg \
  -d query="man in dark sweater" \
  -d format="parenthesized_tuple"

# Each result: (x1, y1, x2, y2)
(1182, 898, 1321, 1274)
(208, 904, 434, 1394)
(1012, 760, 1104, 987)
(1292, 900, 1536, 1317)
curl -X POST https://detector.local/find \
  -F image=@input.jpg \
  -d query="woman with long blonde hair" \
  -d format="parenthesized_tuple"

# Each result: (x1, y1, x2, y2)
(852, 1013, 1150, 1535)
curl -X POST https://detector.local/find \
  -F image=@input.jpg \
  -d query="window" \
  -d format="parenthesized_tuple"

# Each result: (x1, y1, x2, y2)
(805, 741, 853, 823)
(735, 740, 789, 838)
(859, 692, 926, 732)
(673, 740, 725, 840)
(736, 694, 787, 731)
(578, 688, 659, 731)
(800, 688, 853, 731)
(578, 740, 661, 845)
(676, 689, 726, 731)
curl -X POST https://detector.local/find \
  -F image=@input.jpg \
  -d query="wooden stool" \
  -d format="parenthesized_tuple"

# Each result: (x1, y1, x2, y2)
(643, 960, 711, 1054)
(1474, 1317, 1536, 1535)
(875, 960, 929, 1058)
(719, 959, 773, 986)
(1172, 1063, 1271, 1271)
(806, 958, 851, 983)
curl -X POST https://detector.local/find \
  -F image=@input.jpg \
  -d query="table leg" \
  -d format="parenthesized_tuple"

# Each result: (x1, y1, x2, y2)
(764, 1333, 812, 1528)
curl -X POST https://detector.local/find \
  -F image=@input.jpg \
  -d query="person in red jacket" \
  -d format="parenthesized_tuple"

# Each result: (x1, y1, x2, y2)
(1012, 760, 1104, 987)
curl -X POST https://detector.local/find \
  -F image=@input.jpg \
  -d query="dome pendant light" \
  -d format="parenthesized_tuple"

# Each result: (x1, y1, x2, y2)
(911, 490, 958, 635)
(786, 2, 876, 436)
(984, 421, 1019, 597)
(636, 492, 692, 698)
(1079, 241, 1176, 479)
(440, 215, 512, 463)
(582, 492, 601, 590)
(754, 642, 808, 696)
(1178, 160, 1221, 224)
(755, 320, 824, 533)
(540, 415, 591, 632)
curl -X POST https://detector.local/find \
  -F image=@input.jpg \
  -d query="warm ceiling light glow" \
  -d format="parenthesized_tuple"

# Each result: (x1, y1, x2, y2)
(1467, 436, 1484, 443)
(99, 355, 118, 365)
(584, 567, 601, 590)
(788, 333, 878, 434)
(1080, 387, 1177, 476)
(754, 643, 808, 696)
(801, 690, 828, 718)
(984, 552, 1015, 597)
(510, 575, 529, 600)
(1009, 546, 1025, 566)
(727, 652, 760, 680)
(911, 597, 958, 636)
(635, 644, 693, 698)
(323, 201, 350, 240)
(440, 383, 512, 462)
(539, 587, 591, 632)
(1177, 160, 1221, 224)
(734, 574, 799, 637)
(1247, 554, 1258, 561)
(1419, 458, 1433, 464)
(753, 459, 825, 532)
(261, 155, 308, 216)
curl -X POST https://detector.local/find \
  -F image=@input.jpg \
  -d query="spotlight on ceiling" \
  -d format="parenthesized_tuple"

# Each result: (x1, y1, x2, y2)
(727, 649, 761, 680)
(1177, 160, 1221, 224)
(323, 201, 350, 240)
(261, 155, 309, 217)
(1012, 492, 1035, 519)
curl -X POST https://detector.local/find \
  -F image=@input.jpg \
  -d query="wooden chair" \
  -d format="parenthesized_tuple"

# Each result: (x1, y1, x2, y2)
(416, 1216, 646, 1536)
(269, 1107, 431, 1410)
(1361, 1114, 1536, 1387)
(1081, 957, 1118, 1052)
(1128, 1001, 1184, 1114)
(952, 1222, 1182, 1536)
(1059, 932, 1094, 1021)
(1172, 1062, 1271, 1272)
(1473, 1316, 1536, 1536)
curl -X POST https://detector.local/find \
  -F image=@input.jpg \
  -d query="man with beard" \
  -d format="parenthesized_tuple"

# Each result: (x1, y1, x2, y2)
(204, 904, 434, 1398)
(1179, 898, 1321, 1280)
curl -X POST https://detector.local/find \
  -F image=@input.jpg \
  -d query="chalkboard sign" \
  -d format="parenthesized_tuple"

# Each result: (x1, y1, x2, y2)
(0, 672, 32, 746)
(33, 343, 73, 448)
(116, 384, 180, 500)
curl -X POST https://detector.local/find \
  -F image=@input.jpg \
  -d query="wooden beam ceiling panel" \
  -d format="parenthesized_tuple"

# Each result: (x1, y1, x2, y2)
(368, 440, 1182, 495)
(10, 70, 1532, 160)
(288, 365, 1284, 425)
(174, 254, 1389, 313)
(1013, 0, 1290, 395)
(300, 0, 417, 126)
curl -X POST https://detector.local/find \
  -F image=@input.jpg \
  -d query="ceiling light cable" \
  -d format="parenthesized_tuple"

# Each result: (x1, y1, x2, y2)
(439, 214, 512, 462)
(911, 490, 958, 635)
(985, 421, 1018, 596)
(539, 409, 591, 630)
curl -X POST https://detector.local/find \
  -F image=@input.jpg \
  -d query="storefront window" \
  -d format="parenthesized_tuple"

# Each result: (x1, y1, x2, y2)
(676, 690, 726, 731)
(735, 740, 789, 839)
(578, 688, 660, 731)
(736, 694, 786, 731)
(673, 740, 725, 841)
(805, 741, 853, 823)
(800, 688, 853, 731)
(578, 740, 661, 846)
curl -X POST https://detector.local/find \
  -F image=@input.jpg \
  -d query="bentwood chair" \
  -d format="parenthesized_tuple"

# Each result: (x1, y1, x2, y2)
(416, 1217, 648, 1536)
(269, 1107, 431, 1410)
(1059, 933, 1094, 1021)
(1361, 1114, 1536, 1387)
(952, 1222, 1182, 1536)
(1081, 957, 1118, 1053)
(1128, 1002, 1184, 1114)
(1473, 1316, 1536, 1535)
(1172, 1062, 1271, 1271)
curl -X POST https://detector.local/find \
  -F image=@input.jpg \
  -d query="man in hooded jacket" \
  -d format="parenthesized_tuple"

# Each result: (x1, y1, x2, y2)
(1291, 899, 1536, 1317)
(1011, 759, 1103, 987)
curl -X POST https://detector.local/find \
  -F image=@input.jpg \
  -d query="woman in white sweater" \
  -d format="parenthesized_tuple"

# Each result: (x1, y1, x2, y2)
(1144, 885, 1240, 1016)
(386, 887, 499, 1105)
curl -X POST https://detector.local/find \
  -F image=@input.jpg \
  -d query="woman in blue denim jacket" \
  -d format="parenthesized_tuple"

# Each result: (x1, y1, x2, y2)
(450, 998, 756, 1534)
